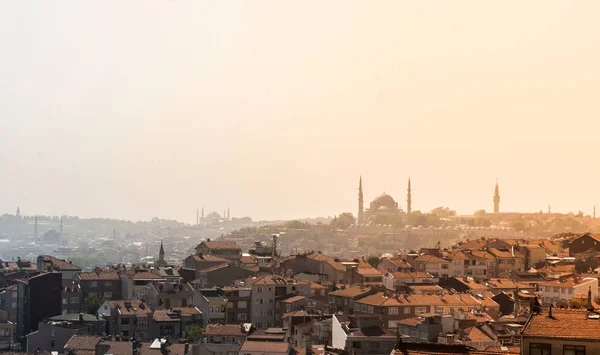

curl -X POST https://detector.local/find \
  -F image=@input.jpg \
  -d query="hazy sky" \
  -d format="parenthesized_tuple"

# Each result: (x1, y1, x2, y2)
(2, 1, 600, 222)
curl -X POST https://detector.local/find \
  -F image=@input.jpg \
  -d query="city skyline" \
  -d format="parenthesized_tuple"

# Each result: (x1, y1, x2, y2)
(2, 2, 600, 222)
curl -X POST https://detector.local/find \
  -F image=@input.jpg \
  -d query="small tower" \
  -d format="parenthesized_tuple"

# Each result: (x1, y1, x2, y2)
(16, 207, 21, 218)
(594, 205, 596, 219)
(34, 215, 38, 238)
(196, 209, 199, 225)
(493, 181, 500, 213)
(60, 216, 63, 235)
(358, 176, 364, 225)
(407, 178, 412, 214)
(157, 240, 167, 266)
(201, 207, 204, 219)
(227, 207, 230, 219)
(548, 205, 551, 214)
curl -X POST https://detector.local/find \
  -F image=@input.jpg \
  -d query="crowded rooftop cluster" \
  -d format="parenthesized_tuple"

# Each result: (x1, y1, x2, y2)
(1, 232, 600, 354)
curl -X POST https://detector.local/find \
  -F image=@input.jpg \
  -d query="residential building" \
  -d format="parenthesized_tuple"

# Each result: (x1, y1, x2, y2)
(412, 255, 450, 278)
(61, 283, 83, 315)
(141, 281, 193, 309)
(151, 307, 202, 339)
(183, 254, 231, 280)
(488, 248, 525, 277)
(76, 270, 122, 300)
(280, 252, 349, 285)
(382, 272, 436, 291)
(120, 269, 165, 300)
(568, 233, 600, 256)
(197, 323, 250, 355)
(246, 275, 313, 329)
(469, 250, 497, 279)
(521, 307, 600, 355)
(25, 315, 101, 353)
(329, 285, 373, 314)
(15, 272, 63, 339)
(195, 240, 242, 263)
(376, 257, 412, 273)
(98, 300, 152, 341)
(193, 288, 228, 325)
(223, 286, 252, 323)
(397, 313, 453, 343)
(36, 256, 81, 284)
(0, 310, 14, 351)
(331, 314, 396, 355)
(192, 263, 254, 289)
(538, 277, 598, 306)
(351, 266, 383, 284)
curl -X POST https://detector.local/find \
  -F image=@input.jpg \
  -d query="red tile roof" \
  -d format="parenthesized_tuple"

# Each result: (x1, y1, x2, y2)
(329, 285, 371, 298)
(78, 271, 119, 281)
(197, 241, 241, 250)
(204, 323, 247, 336)
(522, 308, 600, 339)
(239, 341, 290, 353)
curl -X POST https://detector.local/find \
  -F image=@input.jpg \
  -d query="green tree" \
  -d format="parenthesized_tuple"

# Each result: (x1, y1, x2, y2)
(330, 212, 355, 230)
(81, 295, 110, 314)
(474, 209, 487, 217)
(430, 207, 457, 218)
(187, 324, 204, 341)
(366, 256, 381, 268)
(284, 220, 310, 230)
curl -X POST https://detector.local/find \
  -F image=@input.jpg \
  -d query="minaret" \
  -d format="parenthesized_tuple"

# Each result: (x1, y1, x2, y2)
(548, 205, 551, 214)
(227, 207, 230, 219)
(16, 207, 21, 218)
(201, 207, 204, 219)
(493, 181, 500, 213)
(594, 205, 596, 219)
(196, 209, 199, 225)
(34, 215, 38, 238)
(60, 216, 63, 235)
(358, 176, 364, 224)
(157, 240, 166, 266)
(407, 178, 412, 214)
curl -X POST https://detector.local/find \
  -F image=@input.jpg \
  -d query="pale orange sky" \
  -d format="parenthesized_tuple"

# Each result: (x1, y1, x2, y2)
(1, 1, 600, 222)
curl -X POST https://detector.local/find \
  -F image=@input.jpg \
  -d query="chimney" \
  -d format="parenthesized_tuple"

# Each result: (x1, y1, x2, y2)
(79, 313, 84, 322)
(588, 286, 594, 311)
(207, 239, 211, 242)
(548, 304, 554, 319)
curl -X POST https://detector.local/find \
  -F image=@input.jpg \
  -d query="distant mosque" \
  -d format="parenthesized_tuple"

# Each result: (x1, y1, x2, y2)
(357, 176, 412, 225)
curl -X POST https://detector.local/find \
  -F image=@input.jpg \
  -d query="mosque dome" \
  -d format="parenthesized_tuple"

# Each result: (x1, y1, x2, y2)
(371, 193, 397, 209)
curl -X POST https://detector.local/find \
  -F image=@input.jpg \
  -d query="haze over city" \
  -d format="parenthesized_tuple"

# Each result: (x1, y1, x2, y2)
(2, 1, 600, 222)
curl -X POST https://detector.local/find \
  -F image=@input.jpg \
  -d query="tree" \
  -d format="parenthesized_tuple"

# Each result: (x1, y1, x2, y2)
(366, 256, 381, 268)
(81, 295, 110, 314)
(330, 212, 355, 230)
(430, 207, 457, 218)
(187, 324, 204, 341)
(284, 220, 309, 230)
(511, 215, 525, 232)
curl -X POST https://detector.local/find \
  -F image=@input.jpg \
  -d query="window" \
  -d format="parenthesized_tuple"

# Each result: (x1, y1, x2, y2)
(238, 301, 247, 308)
(388, 307, 399, 315)
(367, 306, 374, 313)
(553, 287, 559, 293)
(238, 313, 246, 321)
(138, 317, 148, 326)
(90, 281, 98, 287)
(530, 343, 551, 355)
(51, 340, 56, 348)
(89, 292, 97, 297)
(51, 329, 56, 337)
(209, 306, 214, 312)
(569, 289, 573, 294)
(564, 345, 585, 355)
(259, 310, 265, 317)
(404, 307, 410, 314)
(228, 302, 234, 309)
(257, 287, 263, 293)
(11, 291, 17, 298)
(122, 318, 130, 325)
(361, 304, 368, 312)
(267, 310, 273, 316)
(388, 320, 397, 328)
(434, 306, 444, 314)
(103, 292, 112, 298)
(415, 307, 427, 315)
(354, 303, 360, 312)
(104, 281, 112, 287)
(135, 332, 145, 339)
(63, 298, 68, 305)
(70, 297, 79, 304)
(257, 298, 263, 305)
